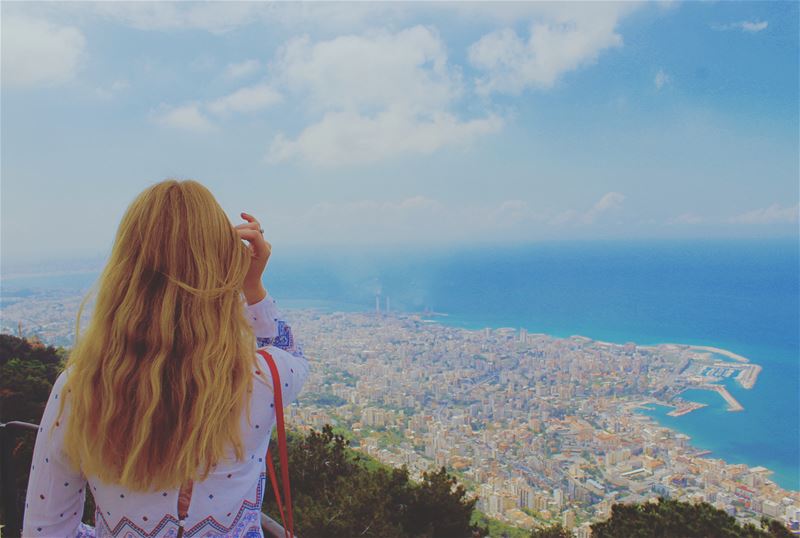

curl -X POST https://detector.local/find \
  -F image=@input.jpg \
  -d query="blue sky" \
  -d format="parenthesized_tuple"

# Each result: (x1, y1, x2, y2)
(1, 1, 798, 263)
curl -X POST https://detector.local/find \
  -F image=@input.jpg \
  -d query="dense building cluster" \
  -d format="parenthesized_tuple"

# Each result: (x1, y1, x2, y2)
(285, 309, 797, 534)
(2, 293, 797, 534)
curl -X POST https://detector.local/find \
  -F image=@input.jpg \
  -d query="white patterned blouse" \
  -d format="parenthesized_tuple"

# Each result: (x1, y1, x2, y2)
(22, 291, 309, 538)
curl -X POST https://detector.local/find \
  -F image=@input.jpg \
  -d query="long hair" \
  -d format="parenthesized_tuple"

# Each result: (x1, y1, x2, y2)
(55, 179, 258, 492)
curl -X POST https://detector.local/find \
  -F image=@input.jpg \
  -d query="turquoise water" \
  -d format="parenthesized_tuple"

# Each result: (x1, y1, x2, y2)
(2, 239, 798, 489)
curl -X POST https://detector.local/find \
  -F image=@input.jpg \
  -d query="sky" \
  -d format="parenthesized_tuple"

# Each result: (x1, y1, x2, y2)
(1, 1, 798, 265)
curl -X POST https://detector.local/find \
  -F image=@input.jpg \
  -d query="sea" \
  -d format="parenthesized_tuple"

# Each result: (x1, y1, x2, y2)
(2, 238, 798, 490)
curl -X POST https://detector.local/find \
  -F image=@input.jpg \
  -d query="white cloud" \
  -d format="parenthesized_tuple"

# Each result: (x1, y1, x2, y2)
(740, 20, 769, 33)
(207, 84, 282, 115)
(655, 69, 670, 90)
(552, 192, 625, 225)
(273, 27, 461, 113)
(150, 103, 214, 132)
(729, 204, 799, 224)
(267, 108, 503, 166)
(712, 20, 769, 33)
(584, 192, 625, 224)
(489, 200, 547, 227)
(1, 15, 86, 88)
(225, 59, 262, 79)
(151, 82, 281, 130)
(267, 26, 501, 166)
(468, 4, 638, 95)
(149, 25, 498, 157)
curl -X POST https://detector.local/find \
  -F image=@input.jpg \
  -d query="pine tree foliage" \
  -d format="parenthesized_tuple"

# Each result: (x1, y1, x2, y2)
(531, 498, 791, 538)
(529, 522, 572, 537)
(263, 424, 484, 538)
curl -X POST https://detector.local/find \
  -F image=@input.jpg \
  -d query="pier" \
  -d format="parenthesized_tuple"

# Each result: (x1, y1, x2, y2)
(688, 345, 750, 363)
(703, 384, 744, 412)
(667, 402, 708, 417)
(737, 364, 761, 389)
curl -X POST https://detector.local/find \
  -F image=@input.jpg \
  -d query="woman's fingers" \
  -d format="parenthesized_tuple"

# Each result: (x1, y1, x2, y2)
(238, 212, 264, 235)
(236, 213, 271, 287)
(237, 227, 261, 243)
(237, 228, 270, 258)
(234, 221, 261, 231)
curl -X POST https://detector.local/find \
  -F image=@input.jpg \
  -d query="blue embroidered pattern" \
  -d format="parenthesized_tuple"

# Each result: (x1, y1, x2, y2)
(257, 320, 296, 353)
(85, 471, 267, 537)
(75, 522, 97, 537)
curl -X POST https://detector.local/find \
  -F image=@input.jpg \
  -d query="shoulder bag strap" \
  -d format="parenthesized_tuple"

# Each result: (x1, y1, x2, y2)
(257, 348, 295, 538)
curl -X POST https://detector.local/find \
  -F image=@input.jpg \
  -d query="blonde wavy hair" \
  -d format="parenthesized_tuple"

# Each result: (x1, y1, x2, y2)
(55, 179, 258, 492)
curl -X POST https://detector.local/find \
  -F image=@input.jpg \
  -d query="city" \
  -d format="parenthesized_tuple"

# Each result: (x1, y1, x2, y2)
(3, 288, 797, 535)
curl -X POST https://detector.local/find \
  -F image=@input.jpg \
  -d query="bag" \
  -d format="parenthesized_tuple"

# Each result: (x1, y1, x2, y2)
(176, 349, 295, 538)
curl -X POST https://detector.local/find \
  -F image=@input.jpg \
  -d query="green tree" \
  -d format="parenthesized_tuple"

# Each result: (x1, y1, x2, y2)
(263, 424, 484, 538)
(529, 523, 572, 538)
(405, 466, 479, 538)
(471, 511, 530, 538)
(590, 498, 791, 538)
(0, 334, 66, 422)
(0, 335, 91, 528)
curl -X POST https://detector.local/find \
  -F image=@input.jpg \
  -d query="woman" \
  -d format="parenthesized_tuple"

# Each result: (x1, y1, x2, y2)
(22, 179, 309, 537)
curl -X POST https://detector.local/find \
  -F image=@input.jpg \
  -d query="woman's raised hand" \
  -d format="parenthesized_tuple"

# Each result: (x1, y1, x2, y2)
(235, 212, 271, 302)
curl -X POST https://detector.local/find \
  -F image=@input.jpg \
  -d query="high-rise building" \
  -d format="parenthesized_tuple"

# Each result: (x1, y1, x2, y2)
(488, 493, 503, 516)
(562, 509, 576, 530)
(385, 296, 390, 313)
(517, 484, 535, 510)
(375, 292, 381, 315)
(519, 328, 528, 343)
(553, 488, 564, 509)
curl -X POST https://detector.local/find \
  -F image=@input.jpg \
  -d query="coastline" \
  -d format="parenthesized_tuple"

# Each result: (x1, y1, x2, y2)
(1, 281, 796, 491)
(413, 311, 797, 492)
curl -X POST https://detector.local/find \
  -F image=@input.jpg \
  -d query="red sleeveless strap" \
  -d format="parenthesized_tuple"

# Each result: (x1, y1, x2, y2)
(257, 348, 295, 538)
(266, 449, 288, 536)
